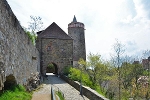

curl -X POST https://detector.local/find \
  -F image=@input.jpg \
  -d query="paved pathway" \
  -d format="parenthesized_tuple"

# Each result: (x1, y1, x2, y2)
(31, 84, 51, 100)
(32, 73, 89, 100)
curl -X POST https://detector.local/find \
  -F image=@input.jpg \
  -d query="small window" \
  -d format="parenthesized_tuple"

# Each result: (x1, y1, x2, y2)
(47, 46, 51, 51)
(71, 61, 73, 65)
(61, 48, 64, 52)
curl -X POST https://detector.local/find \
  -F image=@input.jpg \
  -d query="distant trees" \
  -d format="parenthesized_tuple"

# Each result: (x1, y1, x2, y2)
(62, 39, 150, 99)
(142, 50, 150, 59)
(86, 53, 109, 86)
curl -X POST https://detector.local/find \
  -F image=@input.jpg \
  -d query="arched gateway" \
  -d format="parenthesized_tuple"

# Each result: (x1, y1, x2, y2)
(46, 63, 58, 74)
(36, 22, 73, 76)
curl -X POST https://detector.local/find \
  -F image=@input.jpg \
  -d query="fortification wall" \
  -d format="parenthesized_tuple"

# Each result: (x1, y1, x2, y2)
(0, 0, 40, 89)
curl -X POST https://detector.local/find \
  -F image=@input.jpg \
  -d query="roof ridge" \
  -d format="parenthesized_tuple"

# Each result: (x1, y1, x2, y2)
(38, 22, 73, 40)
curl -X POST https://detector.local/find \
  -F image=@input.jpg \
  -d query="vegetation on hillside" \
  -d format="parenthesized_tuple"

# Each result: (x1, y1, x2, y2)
(63, 40, 150, 100)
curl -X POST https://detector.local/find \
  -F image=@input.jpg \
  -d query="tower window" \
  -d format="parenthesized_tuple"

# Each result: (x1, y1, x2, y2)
(47, 46, 51, 51)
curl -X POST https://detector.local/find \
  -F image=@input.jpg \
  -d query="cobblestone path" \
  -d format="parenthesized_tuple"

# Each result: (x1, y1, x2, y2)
(44, 73, 89, 100)
(32, 73, 89, 100)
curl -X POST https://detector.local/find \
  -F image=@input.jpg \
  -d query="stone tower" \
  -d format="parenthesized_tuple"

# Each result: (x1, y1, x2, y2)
(68, 16, 86, 66)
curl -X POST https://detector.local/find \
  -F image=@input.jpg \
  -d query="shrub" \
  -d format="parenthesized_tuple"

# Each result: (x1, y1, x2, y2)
(68, 67, 81, 81)
(63, 66, 71, 76)
(25, 30, 37, 45)
(48, 63, 54, 69)
(62, 66, 106, 97)
(65, 67, 93, 87)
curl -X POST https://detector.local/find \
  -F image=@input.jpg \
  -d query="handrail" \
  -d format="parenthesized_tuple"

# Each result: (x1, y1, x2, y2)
(51, 85, 65, 99)
(51, 86, 56, 100)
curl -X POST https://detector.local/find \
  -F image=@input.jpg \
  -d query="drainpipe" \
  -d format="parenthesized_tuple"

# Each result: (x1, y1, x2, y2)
(40, 38, 43, 76)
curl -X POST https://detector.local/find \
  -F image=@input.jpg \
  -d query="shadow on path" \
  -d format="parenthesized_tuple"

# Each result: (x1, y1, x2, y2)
(43, 73, 66, 84)
(42, 73, 89, 100)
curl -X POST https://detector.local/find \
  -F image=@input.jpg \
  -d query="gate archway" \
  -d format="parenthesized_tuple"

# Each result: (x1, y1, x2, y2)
(46, 63, 58, 75)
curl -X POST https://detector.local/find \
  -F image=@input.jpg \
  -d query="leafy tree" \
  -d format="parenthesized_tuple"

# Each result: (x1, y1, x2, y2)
(120, 62, 133, 89)
(86, 53, 103, 85)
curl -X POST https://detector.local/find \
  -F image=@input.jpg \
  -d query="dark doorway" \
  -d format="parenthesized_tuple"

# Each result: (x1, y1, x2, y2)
(4, 74, 17, 90)
(46, 63, 58, 75)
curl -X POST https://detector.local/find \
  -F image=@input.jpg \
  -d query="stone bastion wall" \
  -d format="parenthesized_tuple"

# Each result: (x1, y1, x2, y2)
(0, 0, 40, 90)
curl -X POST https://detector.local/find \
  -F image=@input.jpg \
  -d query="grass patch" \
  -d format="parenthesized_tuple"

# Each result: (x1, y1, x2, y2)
(0, 85, 32, 100)
(56, 91, 64, 100)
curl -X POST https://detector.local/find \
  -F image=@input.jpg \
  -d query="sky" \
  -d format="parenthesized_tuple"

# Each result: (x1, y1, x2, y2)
(6, 0, 150, 60)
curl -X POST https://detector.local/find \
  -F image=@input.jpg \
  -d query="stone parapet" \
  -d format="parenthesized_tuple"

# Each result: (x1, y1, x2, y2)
(60, 75, 109, 100)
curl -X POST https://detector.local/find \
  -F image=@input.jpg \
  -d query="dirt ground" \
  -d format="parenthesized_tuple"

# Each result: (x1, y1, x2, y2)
(31, 84, 51, 100)
(31, 94, 51, 100)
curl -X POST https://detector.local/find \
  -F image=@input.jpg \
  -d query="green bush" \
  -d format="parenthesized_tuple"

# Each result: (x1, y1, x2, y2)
(68, 67, 81, 81)
(64, 67, 93, 88)
(25, 31, 37, 45)
(63, 66, 72, 75)
(63, 66, 106, 97)
(48, 63, 54, 69)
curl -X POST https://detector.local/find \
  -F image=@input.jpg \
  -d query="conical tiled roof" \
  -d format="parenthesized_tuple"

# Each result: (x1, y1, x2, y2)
(38, 22, 72, 40)
(72, 15, 77, 22)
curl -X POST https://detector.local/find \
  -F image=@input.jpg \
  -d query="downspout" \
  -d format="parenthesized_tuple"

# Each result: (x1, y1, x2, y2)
(40, 38, 43, 75)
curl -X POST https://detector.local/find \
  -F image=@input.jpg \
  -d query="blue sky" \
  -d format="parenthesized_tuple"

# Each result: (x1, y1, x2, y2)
(7, 0, 150, 60)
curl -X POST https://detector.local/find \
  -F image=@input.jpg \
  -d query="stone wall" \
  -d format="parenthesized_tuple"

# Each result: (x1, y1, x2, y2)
(60, 75, 109, 100)
(36, 38, 73, 75)
(0, 0, 40, 89)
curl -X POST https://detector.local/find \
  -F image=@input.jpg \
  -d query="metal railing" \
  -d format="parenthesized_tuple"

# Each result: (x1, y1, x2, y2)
(51, 85, 65, 100)
(51, 86, 56, 100)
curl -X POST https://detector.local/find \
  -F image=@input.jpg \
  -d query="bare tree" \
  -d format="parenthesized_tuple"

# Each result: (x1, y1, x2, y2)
(28, 16, 43, 34)
(142, 50, 150, 59)
(111, 39, 125, 100)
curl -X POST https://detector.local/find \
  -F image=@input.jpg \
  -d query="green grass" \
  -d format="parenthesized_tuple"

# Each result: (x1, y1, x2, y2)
(56, 91, 64, 100)
(0, 85, 32, 100)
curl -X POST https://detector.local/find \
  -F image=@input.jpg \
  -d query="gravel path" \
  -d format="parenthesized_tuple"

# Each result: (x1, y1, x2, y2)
(32, 73, 89, 100)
